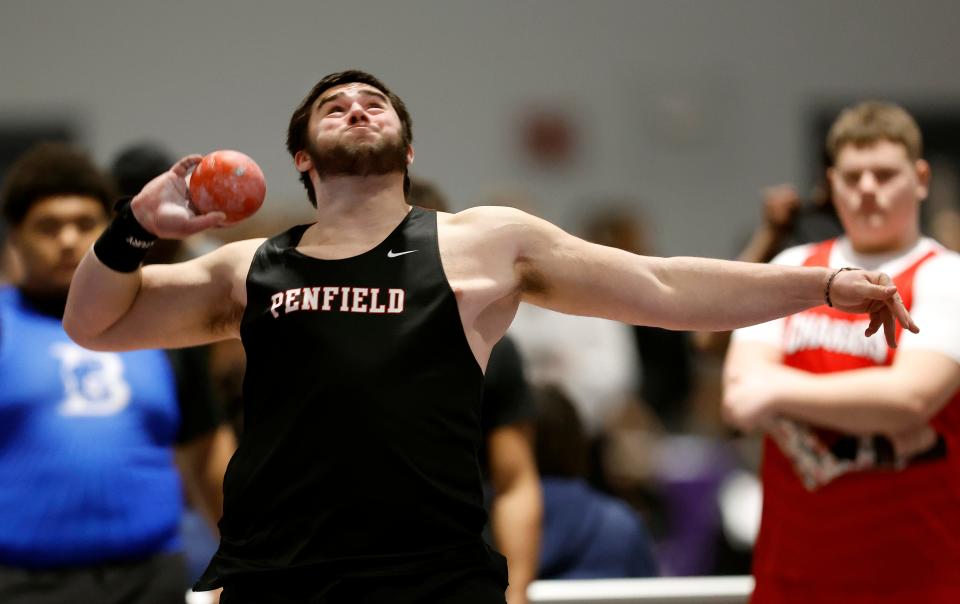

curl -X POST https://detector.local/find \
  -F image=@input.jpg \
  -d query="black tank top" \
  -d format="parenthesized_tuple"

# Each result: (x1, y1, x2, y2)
(196, 207, 498, 589)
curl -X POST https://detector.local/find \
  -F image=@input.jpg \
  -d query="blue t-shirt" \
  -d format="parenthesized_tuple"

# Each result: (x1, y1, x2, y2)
(539, 477, 658, 579)
(0, 286, 183, 568)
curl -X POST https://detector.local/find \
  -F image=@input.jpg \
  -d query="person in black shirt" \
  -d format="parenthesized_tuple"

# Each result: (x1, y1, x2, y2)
(64, 70, 916, 604)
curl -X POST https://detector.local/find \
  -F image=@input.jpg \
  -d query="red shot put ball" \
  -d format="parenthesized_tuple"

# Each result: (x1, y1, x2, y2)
(189, 150, 266, 224)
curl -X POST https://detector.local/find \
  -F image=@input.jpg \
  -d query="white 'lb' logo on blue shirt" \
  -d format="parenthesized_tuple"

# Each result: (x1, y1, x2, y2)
(51, 343, 131, 416)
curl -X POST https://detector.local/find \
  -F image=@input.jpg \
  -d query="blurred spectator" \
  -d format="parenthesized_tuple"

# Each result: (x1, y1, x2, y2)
(109, 142, 236, 590)
(738, 179, 843, 267)
(508, 301, 639, 438)
(725, 101, 960, 601)
(534, 385, 657, 579)
(410, 175, 542, 604)
(0, 143, 217, 603)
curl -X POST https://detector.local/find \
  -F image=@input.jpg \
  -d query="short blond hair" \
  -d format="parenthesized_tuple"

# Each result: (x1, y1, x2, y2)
(826, 101, 922, 162)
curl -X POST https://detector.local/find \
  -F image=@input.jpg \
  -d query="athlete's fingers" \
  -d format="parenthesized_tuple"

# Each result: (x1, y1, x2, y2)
(181, 211, 226, 235)
(881, 308, 897, 348)
(860, 281, 899, 300)
(865, 312, 884, 338)
(170, 155, 204, 179)
(859, 272, 918, 336)
(858, 271, 898, 300)
(887, 292, 919, 334)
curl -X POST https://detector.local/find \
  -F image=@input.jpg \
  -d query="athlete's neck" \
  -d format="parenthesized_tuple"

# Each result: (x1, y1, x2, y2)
(305, 173, 410, 248)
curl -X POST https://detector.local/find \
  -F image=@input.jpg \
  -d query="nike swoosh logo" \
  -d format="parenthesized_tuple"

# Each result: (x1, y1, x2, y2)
(387, 249, 419, 258)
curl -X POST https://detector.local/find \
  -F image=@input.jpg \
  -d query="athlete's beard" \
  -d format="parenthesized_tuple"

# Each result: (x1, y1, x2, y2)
(307, 130, 408, 181)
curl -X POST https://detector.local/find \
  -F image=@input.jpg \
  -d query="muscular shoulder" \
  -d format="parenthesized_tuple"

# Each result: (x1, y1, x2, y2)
(172, 237, 263, 290)
(199, 237, 265, 274)
(433, 207, 554, 334)
(439, 205, 540, 235)
(202, 238, 266, 304)
(437, 205, 561, 256)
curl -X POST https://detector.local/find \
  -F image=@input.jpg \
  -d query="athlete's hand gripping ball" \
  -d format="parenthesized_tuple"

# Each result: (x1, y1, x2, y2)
(189, 150, 266, 225)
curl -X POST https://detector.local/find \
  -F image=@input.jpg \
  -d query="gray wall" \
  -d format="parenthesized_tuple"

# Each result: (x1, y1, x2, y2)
(2, 0, 958, 256)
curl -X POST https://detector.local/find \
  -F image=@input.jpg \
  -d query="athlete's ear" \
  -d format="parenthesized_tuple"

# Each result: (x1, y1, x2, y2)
(405, 144, 415, 167)
(294, 150, 313, 174)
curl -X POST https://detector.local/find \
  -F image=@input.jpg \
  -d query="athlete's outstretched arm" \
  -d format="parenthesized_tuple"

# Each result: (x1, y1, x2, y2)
(64, 156, 261, 351)
(470, 207, 917, 342)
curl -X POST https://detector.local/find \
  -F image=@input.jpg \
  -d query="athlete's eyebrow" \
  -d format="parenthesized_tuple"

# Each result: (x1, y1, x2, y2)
(316, 89, 390, 111)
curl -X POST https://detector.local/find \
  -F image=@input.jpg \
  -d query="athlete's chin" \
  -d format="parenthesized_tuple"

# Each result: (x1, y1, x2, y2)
(327, 140, 385, 161)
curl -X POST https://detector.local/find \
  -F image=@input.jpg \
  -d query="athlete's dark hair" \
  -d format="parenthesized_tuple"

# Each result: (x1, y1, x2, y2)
(1, 142, 115, 226)
(286, 70, 413, 207)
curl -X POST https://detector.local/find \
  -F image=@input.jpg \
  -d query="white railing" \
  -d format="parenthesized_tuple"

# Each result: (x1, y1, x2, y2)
(528, 576, 754, 604)
(188, 575, 755, 603)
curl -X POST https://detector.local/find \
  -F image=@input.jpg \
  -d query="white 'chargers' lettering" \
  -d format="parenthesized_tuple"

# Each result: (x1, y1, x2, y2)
(784, 314, 887, 363)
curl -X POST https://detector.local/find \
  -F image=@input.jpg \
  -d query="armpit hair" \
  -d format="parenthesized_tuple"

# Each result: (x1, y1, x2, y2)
(206, 297, 245, 338)
(517, 257, 549, 297)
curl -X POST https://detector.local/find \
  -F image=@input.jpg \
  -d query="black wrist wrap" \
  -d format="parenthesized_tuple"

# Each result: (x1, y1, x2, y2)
(93, 198, 158, 273)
